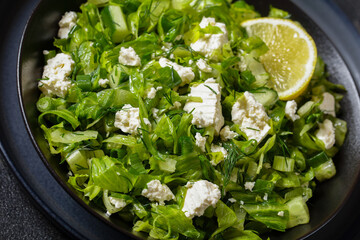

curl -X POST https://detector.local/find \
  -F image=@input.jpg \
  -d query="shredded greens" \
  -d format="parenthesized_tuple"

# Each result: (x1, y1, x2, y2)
(36, 0, 347, 239)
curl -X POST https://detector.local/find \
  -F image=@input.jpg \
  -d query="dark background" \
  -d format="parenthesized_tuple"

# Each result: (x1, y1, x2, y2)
(1, 0, 359, 239)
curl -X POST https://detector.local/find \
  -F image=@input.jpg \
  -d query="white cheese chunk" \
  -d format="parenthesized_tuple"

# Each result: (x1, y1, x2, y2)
(316, 119, 336, 149)
(285, 100, 300, 121)
(98, 78, 110, 88)
(220, 126, 237, 141)
(196, 59, 212, 73)
(109, 197, 127, 209)
(244, 181, 255, 192)
(58, 11, 77, 39)
(195, 132, 207, 152)
(151, 108, 160, 120)
(39, 53, 75, 98)
(231, 91, 270, 143)
(114, 104, 141, 135)
(146, 87, 157, 99)
(190, 17, 229, 60)
(118, 47, 141, 66)
(170, 101, 182, 110)
(182, 180, 221, 218)
(146, 86, 162, 99)
(228, 198, 237, 203)
(263, 193, 268, 201)
(159, 57, 195, 86)
(143, 118, 151, 127)
(141, 180, 175, 205)
(210, 144, 228, 166)
(278, 211, 285, 217)
(319, 92, 336, 117)
(183, 78, 224, 135)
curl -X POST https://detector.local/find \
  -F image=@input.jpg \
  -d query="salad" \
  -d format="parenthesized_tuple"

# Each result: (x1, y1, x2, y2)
(36, 0, 348, 239)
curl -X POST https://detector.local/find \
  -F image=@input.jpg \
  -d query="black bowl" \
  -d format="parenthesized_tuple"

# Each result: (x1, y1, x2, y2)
(17, 0, 360, 239)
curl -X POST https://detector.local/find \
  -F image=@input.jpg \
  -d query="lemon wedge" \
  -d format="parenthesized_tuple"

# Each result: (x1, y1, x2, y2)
(241, 18, 317, 100)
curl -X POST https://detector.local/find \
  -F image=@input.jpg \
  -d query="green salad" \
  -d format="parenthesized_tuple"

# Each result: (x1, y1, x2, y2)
(36, 0, 348, 239)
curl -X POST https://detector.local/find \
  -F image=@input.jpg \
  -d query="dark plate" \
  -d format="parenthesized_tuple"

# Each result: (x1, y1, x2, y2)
(1, 0, 360, 239)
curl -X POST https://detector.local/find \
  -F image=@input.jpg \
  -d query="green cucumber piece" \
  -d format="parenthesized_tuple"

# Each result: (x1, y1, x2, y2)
(286, 196, 310, 228)
(101, 4, 130, 43)
(251, 87, 278, 107)
(66, 150, 89, 175)
(297, 101, 315, 117)
(273, 156, 295, 172)
(314, 158, 336, 182)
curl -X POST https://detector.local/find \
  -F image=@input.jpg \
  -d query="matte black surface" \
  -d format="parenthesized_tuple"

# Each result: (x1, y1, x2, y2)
(1, 0, 360, 239)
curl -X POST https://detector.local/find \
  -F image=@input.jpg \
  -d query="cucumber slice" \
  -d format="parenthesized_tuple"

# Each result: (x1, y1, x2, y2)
(66, 149, 104, 175)
(286, 196, 310, 228)
(66, 150, 89, 175)
(101, 5, 130, 43)
(251, 87, 278, 107)
(314, 158, 336, 182)
(297, 101, 315, 117)
(273, 156, 295, 172)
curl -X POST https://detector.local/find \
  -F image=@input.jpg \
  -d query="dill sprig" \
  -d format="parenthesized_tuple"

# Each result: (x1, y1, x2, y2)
(277, 135, 290, 157)
(204, 84, 217, 95)
(223, 141, 244, 191)
(163, 92, 174, 106)
(246, 127, 260, 132)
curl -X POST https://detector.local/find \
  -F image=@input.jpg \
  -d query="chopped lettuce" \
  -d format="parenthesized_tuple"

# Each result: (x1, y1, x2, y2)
(36, 1, 348, 239)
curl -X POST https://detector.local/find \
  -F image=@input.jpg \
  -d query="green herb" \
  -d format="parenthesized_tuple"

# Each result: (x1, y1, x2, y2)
(204, 84, 217, 95)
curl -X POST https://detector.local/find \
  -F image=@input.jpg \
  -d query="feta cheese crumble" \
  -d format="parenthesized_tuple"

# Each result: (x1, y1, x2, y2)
(244, 181, 255, 192)
(196, 59, 212, 73)
(98, 78, 110, 88)
(210, 144, 228, 166)
(220, 126, 237, 141)
(39, 53, 75, 98)
(58, 11, 77, 39)
(170, 101, 182, 110)
(118, 47, 141, 66)
(316, 119, 336, 149)
(182, 180, 221, 218)
(114, 104, 141, 135)
(184, 78, 224, 135)
(278, 211, 285, 217)
(319, 92, 336, 117)
(211, 144, 227, 157)
(285, 100, 300, 121)
(109, 197, 127, 209)
(231, 91, 270, 143)
(228, 198, 237, 203)
(195, 132, 207, 152)
(151, 108, 160, 120)
(263, 193, 268, 201)
(159, 57, 195, 86)
(146, 86, 162, 99)
(141, 180, 175, 206)
(190, 17, 229, 60)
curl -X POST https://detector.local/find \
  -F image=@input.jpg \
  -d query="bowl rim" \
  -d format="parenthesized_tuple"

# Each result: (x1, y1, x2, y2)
(14, 0, 360, 239)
